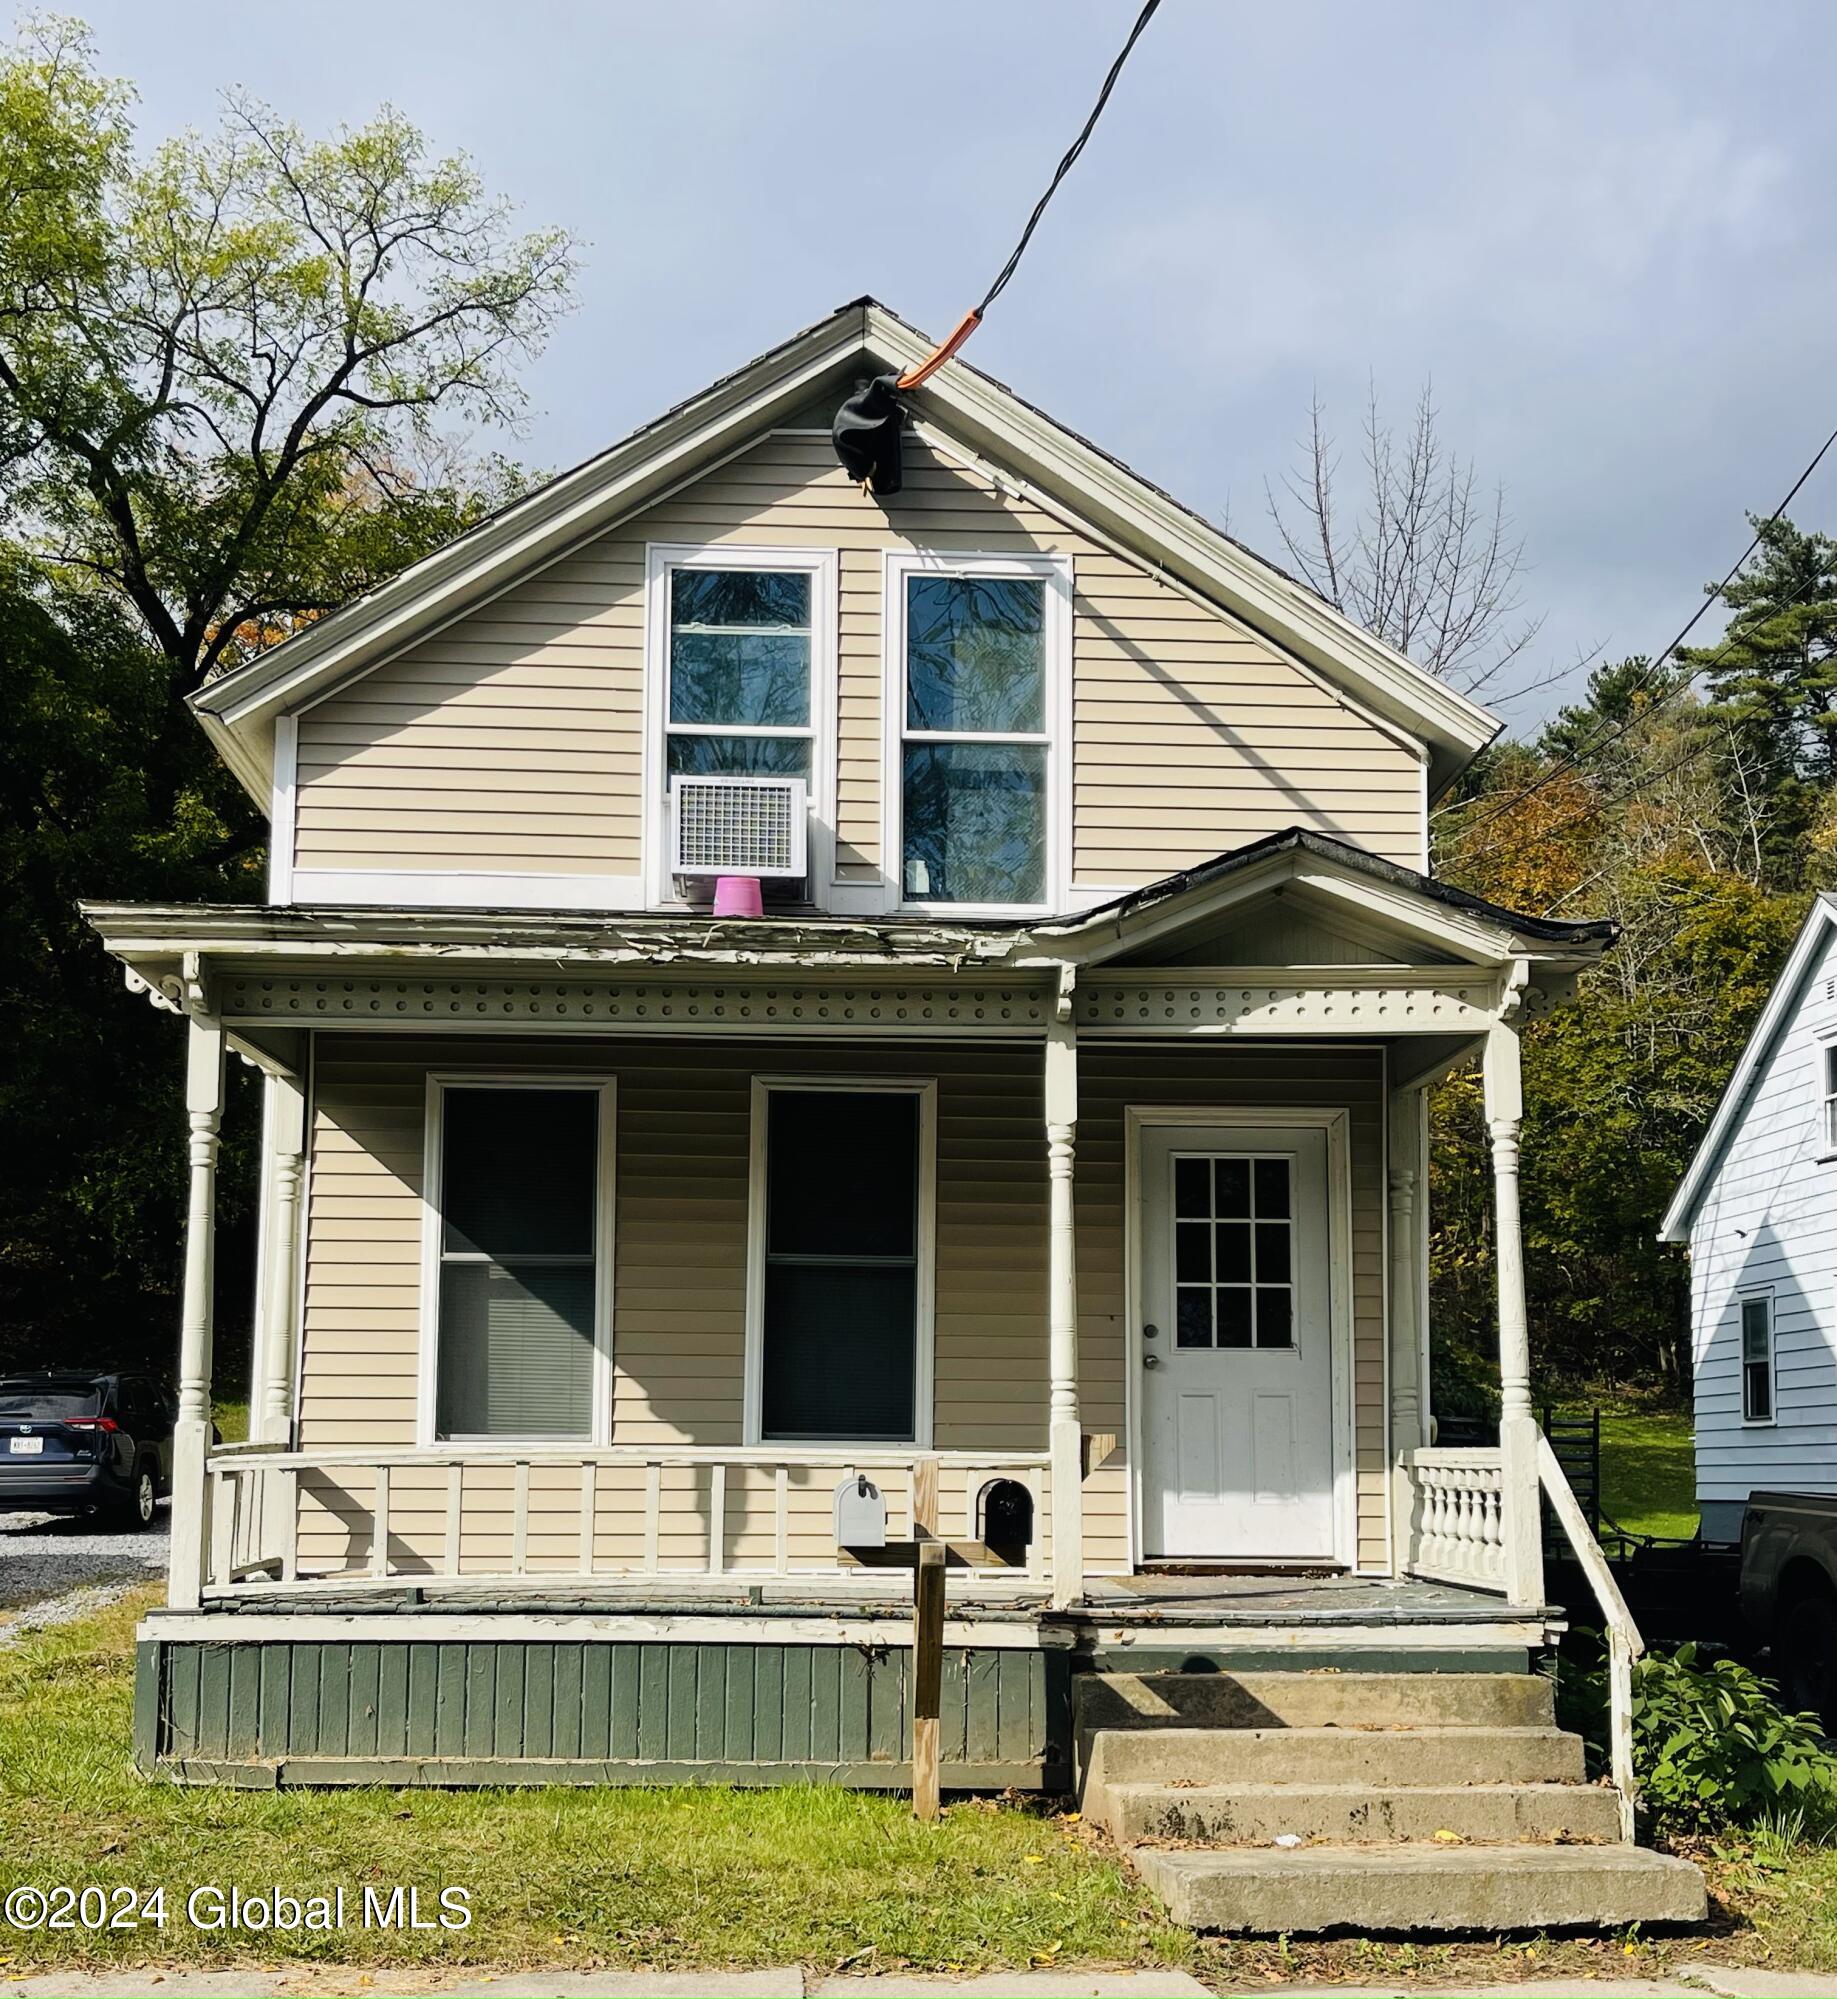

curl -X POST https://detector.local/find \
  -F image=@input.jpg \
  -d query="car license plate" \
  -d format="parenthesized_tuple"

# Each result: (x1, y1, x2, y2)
(8, 1436, 44, 1454)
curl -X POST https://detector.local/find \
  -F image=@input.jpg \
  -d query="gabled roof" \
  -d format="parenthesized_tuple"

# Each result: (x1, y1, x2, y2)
(1033, 827, 1613, 965)
(1660, 893, 1837, 1242)
(191, 297, 1500, 806)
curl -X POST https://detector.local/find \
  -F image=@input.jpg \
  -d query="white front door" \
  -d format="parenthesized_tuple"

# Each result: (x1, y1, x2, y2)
(1139, 1123, 1338, 1561)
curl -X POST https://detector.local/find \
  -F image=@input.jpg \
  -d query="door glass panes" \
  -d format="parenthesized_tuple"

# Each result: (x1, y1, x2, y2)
(1172, 1153, 1296, 1350)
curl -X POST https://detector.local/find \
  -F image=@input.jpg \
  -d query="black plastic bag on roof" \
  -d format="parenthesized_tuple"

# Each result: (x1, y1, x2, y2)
(832, 373, 904, 496)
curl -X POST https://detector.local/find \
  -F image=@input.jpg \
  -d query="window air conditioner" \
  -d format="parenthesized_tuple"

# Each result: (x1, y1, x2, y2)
(668, 774, 808, 880)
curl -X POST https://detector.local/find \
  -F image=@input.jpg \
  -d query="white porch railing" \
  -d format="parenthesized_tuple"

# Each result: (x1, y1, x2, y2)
(1401, 1434, 1644, 1840)
(1538, 1431, 1643, 1841)
(202, 1445, 1050, 1600)
(1399, 1446, 1507, 1591)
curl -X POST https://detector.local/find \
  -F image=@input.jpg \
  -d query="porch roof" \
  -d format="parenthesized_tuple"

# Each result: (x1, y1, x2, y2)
(82, 828, 1614, 982)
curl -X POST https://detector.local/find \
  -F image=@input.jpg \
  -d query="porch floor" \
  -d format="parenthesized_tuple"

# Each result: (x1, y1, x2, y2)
(1074, 1572, 1548, 1627)
(189, 1573, 1550, 1629)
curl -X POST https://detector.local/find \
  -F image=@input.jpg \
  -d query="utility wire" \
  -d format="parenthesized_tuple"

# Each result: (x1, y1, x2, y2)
(895, 0, 1166, 389)
(1451, 560, 1833, 876)
(976, 0, 1164, 316)
(1444, 415, 1837, 857)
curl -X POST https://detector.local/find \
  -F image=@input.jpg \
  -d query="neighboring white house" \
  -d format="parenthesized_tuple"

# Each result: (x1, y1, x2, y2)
(1662, 893, 1837, 1543)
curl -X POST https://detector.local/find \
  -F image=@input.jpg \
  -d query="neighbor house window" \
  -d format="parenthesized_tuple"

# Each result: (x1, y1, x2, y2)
(665, 565, 814, 781)
(1822, 1041, 1837, 1153)
(430, 1082, 610, 1442)
(752, 1083, 932, 1443)
(1741, 1294, 1774, 1425)
(891, 556, 1066, 910)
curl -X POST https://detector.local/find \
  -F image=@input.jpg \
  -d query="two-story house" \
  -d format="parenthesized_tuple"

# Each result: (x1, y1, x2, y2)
(84, 299, 1701, 1932)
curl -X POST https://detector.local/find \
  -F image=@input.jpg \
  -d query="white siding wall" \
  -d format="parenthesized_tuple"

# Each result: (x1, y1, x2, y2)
(1689, 922, 1837, 1531)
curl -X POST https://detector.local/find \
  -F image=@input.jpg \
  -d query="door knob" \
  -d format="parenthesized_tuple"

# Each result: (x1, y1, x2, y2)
(1143, 1353, 1161, 1370)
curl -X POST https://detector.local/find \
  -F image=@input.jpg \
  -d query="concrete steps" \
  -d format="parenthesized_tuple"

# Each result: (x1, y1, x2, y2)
(1134, 1843, 1710, 1934)
(1075, 1669, 1707, 1935)
(1097, 1777, 1624, 1846)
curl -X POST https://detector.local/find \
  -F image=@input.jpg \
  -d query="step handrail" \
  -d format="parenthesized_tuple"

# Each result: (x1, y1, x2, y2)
(1537, 1429, 1642, 1841)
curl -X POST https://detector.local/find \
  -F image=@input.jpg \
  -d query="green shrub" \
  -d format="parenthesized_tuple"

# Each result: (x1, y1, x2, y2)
(1557, 1636, 1837, 1835)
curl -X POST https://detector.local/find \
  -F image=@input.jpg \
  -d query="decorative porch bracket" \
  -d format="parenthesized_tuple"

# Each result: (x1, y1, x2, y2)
(1483, 1015, 1545, 1611)
(1045, 974, 1083, 1609)
(169, 1017, 224, 1612)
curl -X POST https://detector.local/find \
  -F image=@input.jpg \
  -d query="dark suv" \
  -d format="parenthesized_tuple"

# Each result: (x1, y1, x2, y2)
(0, 1372, 174, 1529)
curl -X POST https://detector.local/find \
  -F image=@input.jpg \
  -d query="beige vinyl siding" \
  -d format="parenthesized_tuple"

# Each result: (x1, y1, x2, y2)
(299, 1032, 1390, 1577)
(290, 432, 1426, 893)
(300, 1035, 1047, 1456)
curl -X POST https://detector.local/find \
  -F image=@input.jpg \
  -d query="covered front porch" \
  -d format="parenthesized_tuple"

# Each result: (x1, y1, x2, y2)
(88, 831, 1633, 1785)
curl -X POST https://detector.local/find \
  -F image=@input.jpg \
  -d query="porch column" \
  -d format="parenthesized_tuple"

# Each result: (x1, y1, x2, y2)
(1387, 1089, 1425, 1456)
(1387, 1084, 1425, 1573)
(259, 1071, 306, 1444)
(1045, 999, 1084, 1607)
(1483, 1019, 1544, 1609)
(169, 1017, 225, 1612)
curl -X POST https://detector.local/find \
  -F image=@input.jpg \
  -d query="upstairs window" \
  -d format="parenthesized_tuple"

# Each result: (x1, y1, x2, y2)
(1823, 1041, 1837, 1153)
(888, 554, 1068, 912)
(666, 565, 813, 780)
(1740, 1293, 1774, 1425)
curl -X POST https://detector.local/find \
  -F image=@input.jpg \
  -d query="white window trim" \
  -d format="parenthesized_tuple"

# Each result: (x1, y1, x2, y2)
(642, 542, 838, 912)
(1738, 1285, 1777, 1429)
(742, 1074, 938, 1450)
(880, 548, 1073, 919)
(417, 1072, 618, 1449)
(1816, 1025, 1837, 1161)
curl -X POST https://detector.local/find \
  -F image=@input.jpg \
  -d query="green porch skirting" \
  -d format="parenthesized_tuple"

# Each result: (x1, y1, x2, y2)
(136, 1636, 1068, 1790)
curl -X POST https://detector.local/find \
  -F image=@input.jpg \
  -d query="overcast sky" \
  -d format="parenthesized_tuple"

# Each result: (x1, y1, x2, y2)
(68, 0, 1837, 731)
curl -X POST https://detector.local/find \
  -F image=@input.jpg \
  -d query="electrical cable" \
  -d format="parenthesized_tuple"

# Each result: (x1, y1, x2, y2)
(894, 0, 1164, 391)
(1446, 416, 1837, 857)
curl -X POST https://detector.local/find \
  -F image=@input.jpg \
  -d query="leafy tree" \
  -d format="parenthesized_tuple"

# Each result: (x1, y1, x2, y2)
(1682, 516, 1837, 888)
(0, 18, 569, 1363)
(1432, 647, 1806, 1407)
(0, 17, 572, 689)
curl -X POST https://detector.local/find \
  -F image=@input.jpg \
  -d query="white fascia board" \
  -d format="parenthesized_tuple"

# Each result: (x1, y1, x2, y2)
(1659, 895, 1837, 1241)
(869, 307, 1499, 794)
(189, 308, 877, 791)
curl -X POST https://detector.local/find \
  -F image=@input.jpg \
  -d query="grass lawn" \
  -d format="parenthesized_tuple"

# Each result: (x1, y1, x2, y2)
(1599, 1407, 1698, 1541)
(7, 1588, 1837, 1984)
(0, 1588, 1193, 1977)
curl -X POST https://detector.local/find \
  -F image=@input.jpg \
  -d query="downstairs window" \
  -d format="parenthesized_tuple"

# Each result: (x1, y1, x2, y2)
(756, 1085, 928, 1443)
(431, 1083, 609, 1442)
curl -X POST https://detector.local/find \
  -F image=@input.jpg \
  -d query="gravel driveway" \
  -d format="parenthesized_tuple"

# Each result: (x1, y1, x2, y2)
(0, 1504, 169, 1618)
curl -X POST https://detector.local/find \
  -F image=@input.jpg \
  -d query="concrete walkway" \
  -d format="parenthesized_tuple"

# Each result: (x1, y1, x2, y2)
(4, 1967, 1837, 1997)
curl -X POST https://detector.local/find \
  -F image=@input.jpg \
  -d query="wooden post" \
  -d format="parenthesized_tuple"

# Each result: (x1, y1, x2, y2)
(1484, 1017, 1545, 1610)
(169, 1018, 224, 1612)
(911, 1456, 944, 1821)
(1044, 991, 1084, 1608)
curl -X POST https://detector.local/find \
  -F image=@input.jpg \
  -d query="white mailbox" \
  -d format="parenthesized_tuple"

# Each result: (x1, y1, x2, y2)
(832, 1473, 887, 1551)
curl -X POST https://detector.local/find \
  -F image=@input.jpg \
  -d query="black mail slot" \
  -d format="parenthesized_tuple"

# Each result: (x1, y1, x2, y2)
(976, 1477, 1034, 1553)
